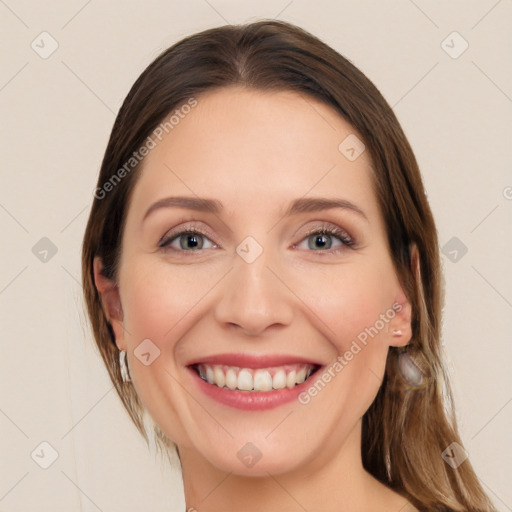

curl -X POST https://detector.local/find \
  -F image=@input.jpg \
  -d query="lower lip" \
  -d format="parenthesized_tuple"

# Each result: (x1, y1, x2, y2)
(188, 366, 322, 411)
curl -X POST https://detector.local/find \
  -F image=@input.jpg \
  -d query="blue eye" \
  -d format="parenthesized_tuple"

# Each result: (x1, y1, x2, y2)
(159, 223, 355, 255)
(295, 226, 354, 252)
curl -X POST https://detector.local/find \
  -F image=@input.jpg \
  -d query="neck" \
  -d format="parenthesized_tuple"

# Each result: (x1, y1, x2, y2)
(179, 421, 386, 512)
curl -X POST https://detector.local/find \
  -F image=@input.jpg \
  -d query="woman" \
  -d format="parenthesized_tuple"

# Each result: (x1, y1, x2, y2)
(82, 20, 496, 512)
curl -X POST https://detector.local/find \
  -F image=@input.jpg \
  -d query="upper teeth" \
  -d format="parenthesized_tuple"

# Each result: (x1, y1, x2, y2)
(196, 364, 315, 392)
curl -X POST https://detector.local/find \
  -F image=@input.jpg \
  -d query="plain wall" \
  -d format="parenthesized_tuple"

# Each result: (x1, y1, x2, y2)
(1, 1, 511, 511)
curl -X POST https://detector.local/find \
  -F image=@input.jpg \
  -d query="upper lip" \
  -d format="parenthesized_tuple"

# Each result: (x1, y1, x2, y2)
(186, 353, 324, 369)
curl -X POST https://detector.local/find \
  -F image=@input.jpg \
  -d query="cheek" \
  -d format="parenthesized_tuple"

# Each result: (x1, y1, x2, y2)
(298, 259, 395, 351)
(118, 259, 210, 446)
(299, 265, 395, 418)
(120, 258, 213, 340)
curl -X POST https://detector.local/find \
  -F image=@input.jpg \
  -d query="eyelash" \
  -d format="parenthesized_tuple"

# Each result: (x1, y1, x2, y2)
(158, 222, 355, 255)
(299, 224, 355, 252)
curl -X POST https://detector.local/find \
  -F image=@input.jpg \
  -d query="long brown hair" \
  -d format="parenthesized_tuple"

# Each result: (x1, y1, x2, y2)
(82, 20, 496, 511)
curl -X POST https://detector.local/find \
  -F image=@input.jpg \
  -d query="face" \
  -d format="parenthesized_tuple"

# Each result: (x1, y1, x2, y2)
(95, 87, 412, 476)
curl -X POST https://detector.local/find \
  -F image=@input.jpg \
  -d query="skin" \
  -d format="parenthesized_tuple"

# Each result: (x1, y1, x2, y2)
(94, 87, 419, 512)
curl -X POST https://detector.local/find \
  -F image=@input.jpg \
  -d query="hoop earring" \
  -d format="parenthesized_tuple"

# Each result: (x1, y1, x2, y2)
(119, 350, 131, 383)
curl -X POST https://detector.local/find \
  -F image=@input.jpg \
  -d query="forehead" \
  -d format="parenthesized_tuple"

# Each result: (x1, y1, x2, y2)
(127, 87, 379, 222)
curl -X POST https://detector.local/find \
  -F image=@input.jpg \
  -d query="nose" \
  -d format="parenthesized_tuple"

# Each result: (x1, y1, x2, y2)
(213, 248, 294, 336)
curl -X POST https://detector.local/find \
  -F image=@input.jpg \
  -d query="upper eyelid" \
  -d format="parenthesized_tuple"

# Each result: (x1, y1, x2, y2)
(300, 223, 352, 239)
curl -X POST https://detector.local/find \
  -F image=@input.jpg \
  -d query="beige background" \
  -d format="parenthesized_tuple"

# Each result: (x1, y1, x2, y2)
(1, 1, 511, 511)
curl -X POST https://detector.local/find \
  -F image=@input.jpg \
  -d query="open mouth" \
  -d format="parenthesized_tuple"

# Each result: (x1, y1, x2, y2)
(192, 363, 320, 392)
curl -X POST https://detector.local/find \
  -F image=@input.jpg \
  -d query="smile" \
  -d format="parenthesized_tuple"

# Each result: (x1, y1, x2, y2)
(194, 363, 318, 392)
(187, 353, 323, 410)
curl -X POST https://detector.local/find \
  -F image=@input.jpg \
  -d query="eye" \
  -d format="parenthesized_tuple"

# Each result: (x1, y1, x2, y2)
(294, 223, 355, 253)
(158, 222, 355, 255)
(159, 225, 217, 252)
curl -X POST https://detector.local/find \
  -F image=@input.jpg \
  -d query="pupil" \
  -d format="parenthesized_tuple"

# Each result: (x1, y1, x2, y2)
(184, 234, 201, 249)
(311, 234, 330, 250)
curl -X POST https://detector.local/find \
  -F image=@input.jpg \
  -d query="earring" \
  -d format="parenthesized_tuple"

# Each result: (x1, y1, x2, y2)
(396, 348, 425, 388)
(119, 350, 131, 383)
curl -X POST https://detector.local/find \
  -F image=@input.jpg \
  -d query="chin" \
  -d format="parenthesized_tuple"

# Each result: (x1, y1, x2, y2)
(201, 440, 309, 477)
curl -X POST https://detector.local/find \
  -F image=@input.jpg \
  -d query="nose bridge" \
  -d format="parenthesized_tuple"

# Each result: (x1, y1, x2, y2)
(213, 239, 294, 335)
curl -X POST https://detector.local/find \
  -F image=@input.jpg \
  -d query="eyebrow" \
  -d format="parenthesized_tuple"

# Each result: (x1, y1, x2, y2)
(142, 196, 368, 222)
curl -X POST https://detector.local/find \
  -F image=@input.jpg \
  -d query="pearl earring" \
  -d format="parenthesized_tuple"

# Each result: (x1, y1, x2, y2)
(397, 350, 425, 388)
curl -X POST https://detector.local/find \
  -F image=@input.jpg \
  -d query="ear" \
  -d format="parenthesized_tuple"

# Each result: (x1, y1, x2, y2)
(386, 243, 419, 348)
(93, 257, 126, 350)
